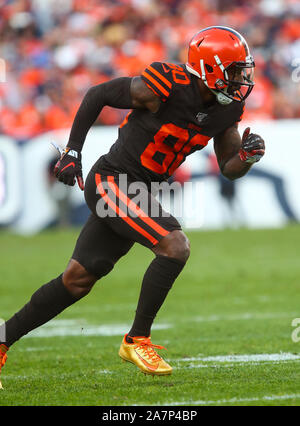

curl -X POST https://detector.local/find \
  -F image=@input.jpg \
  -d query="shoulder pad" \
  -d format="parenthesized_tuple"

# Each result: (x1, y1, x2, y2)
(141, 62, 190, 101)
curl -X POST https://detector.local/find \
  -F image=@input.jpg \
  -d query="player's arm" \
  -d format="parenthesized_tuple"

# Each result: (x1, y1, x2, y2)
(213, 125, 265, 180)
(54, 77, 159, 189)
(67, 77, 159, 151)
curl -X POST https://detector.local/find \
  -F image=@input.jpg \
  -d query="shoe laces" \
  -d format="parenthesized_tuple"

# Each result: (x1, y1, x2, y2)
(133, 337, 166, 362)
(0, 345, 8, 367)
(0, 354, 7, 368)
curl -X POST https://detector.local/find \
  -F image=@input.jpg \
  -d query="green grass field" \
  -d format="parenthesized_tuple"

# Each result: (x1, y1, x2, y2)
(1, 225, 300, 406)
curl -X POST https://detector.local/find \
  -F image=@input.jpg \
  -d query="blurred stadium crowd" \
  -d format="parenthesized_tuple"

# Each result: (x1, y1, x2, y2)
(0, 0, 300, 140)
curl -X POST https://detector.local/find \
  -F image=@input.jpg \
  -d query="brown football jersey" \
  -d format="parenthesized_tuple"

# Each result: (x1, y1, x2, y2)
(94, 62, 244, 185)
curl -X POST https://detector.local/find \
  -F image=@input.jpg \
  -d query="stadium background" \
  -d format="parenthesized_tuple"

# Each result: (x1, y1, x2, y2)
(1, 0, 300, 408)
(1, 0, 300, 233)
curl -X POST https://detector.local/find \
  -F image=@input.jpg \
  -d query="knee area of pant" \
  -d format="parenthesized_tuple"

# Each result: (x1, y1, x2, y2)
(155, 231, 190, 263)
(63, 262, 97, 298)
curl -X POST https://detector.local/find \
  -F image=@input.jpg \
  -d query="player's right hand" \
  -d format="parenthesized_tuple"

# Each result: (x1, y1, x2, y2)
(54, 148, 85, 190)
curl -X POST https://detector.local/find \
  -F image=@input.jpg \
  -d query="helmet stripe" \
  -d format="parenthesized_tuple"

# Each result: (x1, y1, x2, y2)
(214, 55, 225, 72)
(200, 59, 206, 81)
(198, 26, 250, 57)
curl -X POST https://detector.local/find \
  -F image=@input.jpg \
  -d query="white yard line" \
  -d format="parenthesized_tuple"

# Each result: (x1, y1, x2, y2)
(13, 310, 300, 340)
(173, 360, 300, 370)
(166, 393, 300, 406)
(16, 311, 299, 339)
(193, 312, 299, 323)
(14, 346, 54, 352)
(23, 319, 171, 338)
(177, 353, 300, 363)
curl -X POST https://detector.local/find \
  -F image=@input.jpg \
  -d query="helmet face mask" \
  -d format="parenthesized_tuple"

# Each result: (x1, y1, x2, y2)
(186, 26, 255, 105)
(220, 60, 255, 102)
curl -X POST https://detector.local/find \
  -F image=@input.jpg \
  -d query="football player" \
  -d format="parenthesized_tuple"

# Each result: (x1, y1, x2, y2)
(0, 26, 265, 384)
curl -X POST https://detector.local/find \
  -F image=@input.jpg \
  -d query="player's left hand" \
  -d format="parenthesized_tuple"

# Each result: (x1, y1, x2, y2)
(239, 127, 265, 164)
(54, 148, 85, 190)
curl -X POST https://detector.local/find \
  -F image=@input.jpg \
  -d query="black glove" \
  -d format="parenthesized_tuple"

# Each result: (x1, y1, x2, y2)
(54, 148, 84, 190)
(239, 127, 265, 164)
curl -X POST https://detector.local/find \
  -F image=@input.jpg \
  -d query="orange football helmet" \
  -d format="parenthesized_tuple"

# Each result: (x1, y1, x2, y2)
(186, 26, 255, 105)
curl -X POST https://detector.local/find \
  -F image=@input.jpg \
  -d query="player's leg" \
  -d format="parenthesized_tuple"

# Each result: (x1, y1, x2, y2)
(0, 259, 95, 388)
(91, 172, 189, 375)
(127, 229, 190, 339)
(3, 261, 97, 346)
(0, 213, 133, 387)
(0, 215, 133, 348)
(119, 230, 190, 376)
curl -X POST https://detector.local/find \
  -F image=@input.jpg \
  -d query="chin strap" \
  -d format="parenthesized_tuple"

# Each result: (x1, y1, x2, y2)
(208, 86, 233, 105)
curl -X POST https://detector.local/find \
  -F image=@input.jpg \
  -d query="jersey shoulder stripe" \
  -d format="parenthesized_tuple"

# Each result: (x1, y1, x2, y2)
(141, 62, 174, 101)
(147, 65, 172, 89)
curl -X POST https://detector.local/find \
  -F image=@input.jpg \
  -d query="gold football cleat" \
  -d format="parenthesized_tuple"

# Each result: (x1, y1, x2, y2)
(119, 334, 172, 376)
(0, 344, 9, 389)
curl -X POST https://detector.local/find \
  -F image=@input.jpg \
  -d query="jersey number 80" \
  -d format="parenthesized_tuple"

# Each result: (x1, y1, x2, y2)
(140, 123, 210, 176)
